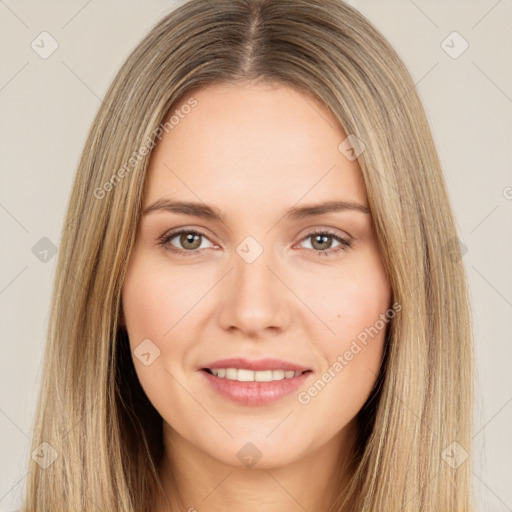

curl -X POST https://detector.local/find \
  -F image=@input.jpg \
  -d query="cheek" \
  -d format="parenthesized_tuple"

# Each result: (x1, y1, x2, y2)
(121, 253, 207, 423)
(296, 249, 391, 412)
(301, 248, 391, 346)
(121, 250, 224, 404)
(121, 251, 212, 343)
(334, 267, 390, 343)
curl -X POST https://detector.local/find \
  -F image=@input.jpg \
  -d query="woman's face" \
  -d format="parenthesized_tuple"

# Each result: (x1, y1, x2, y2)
(122, 81, 392, 469)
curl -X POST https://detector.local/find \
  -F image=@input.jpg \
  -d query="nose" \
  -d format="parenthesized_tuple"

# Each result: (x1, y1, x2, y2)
(217, 248, 293, 337)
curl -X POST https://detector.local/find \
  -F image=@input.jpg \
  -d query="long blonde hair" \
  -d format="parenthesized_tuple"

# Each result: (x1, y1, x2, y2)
(23, 0, 474, 510)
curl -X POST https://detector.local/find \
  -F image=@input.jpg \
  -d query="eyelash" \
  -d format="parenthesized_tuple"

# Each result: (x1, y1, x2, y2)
(156, 229, 352, 257)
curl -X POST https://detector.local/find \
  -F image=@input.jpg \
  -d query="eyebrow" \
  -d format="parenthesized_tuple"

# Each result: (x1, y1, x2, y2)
(142, 198, 370, 221)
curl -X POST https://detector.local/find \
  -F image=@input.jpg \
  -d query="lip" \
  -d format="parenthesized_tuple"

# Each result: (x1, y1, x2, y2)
(200, 369, 312, 406)
(201, 357, 310, 372)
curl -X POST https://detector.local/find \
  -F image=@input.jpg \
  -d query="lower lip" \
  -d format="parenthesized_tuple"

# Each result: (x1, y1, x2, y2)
(200, 370, 312, 406)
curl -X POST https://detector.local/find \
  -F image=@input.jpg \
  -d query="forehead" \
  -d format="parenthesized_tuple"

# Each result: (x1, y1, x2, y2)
(143, 82, 368, 213)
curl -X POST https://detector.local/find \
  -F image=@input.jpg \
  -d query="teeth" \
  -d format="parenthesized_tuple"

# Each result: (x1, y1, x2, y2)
(209, 368, 304, 382)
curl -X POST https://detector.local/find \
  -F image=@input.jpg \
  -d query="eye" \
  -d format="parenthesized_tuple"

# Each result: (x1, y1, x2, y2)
(298, 230, 351, 256)
(157, 229, 215, 255)
(156, 228, 351, 257)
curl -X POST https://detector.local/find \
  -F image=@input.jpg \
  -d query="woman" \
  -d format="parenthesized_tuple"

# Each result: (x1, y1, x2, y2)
(22, 0, 474, 510)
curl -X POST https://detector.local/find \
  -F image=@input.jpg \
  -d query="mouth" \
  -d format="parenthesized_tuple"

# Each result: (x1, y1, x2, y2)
(202, 367, 312, 382)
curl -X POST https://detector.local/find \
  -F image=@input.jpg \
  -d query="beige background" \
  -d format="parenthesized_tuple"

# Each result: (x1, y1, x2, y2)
(1, 1, 511, 510)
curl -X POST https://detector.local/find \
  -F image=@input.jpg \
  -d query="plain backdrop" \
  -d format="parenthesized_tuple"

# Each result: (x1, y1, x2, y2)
(1, 1, 511, 510)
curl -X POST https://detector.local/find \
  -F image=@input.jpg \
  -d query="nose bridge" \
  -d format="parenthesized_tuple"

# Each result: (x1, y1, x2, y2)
(235, 245, 274, 296)
(218, 236, 290, 334)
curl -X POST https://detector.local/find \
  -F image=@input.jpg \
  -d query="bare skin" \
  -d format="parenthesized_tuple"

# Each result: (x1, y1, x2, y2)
(121, 81, 392, 512)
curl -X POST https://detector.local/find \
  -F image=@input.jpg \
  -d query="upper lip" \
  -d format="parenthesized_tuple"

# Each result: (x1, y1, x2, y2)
(201, 357, 311, 372)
